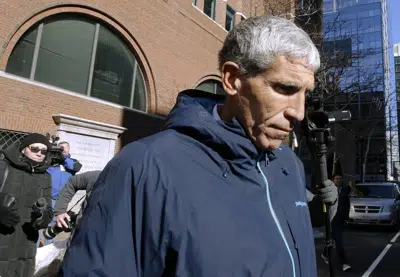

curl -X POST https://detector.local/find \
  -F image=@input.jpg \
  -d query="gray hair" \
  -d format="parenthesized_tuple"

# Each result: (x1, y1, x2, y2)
(218, 16, 320, 76)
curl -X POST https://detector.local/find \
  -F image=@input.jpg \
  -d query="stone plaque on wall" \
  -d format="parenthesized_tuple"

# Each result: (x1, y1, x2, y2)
(61, 133, 112, 173)
(52, 114, 126, 213)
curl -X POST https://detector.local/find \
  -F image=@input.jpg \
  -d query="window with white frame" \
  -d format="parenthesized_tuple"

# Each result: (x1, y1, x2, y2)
(204, 0, 216, 20)
(225, 5, 235, 31)
(6, 14, 147, 111)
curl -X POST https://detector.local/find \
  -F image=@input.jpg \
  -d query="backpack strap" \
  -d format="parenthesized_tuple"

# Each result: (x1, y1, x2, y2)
(0, 153, 9, 193)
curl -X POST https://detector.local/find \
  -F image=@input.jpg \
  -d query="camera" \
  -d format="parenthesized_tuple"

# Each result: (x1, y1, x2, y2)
(43, 211, 77, 240)
(305, 94, 352, 128)
(31, 198, 47, 219)
(45, 133, 65, 166)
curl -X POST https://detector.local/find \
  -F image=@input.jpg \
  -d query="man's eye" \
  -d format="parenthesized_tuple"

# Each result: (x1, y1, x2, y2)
(276, 84, 298, 94)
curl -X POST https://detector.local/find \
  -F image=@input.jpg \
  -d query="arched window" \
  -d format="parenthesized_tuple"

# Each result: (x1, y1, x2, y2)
(196, 79, 225, 95)
(6, 14, 147, 111)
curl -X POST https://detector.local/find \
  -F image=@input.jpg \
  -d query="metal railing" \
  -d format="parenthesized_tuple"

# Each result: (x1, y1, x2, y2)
(0, 129, 30, 150)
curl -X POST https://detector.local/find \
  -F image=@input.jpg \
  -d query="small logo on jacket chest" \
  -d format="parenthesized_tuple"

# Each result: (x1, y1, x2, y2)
(295, 201, 307, 207)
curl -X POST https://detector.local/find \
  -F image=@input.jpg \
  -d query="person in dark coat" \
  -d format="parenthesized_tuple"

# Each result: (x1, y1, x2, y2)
(322, 173, 351, 272)
(60, 16, 337, 277)
(0, 133, 53, 277)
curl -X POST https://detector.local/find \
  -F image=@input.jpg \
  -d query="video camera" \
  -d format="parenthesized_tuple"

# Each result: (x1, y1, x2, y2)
(43, 211, 78, 240)
(305, 94, 352, 129)
(45, 133, 65, 166)
(301, 94, 352, 148)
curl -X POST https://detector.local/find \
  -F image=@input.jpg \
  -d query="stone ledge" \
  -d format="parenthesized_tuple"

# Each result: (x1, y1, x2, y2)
(52, 114, 127, 140)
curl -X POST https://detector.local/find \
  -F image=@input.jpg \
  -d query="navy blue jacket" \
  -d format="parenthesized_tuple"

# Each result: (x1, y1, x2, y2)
(59, 90, 317, 277)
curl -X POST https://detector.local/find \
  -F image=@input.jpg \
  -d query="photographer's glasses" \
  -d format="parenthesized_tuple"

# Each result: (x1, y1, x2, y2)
(29, 146, 48, 155)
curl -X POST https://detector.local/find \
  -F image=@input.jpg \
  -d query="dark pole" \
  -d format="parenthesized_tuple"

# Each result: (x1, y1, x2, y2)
(303, 107, 336, 277)
(311, 127, 334, 277)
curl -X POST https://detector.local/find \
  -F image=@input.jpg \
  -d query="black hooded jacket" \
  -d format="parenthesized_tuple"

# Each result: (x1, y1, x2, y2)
(0, 146, 52, 277)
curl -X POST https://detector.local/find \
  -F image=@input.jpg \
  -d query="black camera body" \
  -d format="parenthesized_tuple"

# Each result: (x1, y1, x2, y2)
(31, 198, 47, 219)
(43, 211, 77, 240)
(45, 133, 65, 166)
(48, 145, 65, 166)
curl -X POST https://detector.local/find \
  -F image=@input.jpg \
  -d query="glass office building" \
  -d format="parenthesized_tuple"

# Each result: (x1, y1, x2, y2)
(323, 0, 398, 180)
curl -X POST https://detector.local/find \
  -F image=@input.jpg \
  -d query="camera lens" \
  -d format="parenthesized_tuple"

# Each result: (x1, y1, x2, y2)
(43, 225, 64, 240)
(43, 227, 57, 240)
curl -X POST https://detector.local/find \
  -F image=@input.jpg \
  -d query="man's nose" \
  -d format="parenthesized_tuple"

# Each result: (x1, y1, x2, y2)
(284, 94, 305, 121)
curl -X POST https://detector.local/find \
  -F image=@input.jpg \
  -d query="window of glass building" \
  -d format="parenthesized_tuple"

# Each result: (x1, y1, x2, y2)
(324, 0, 336, 13)
(338, 0, 357, 9)
(193, 0, 197, 6)
(196, 80, 225, 95)
(323, 38, 353, 66)
(204, 0, 216, 20)
(358, 0, 381, 4)
(6, 14, 147, 111)
(225, 5, 235, 32)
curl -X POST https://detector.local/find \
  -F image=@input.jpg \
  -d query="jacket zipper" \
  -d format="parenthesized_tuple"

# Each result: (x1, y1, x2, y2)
(256, 161, 297, 277)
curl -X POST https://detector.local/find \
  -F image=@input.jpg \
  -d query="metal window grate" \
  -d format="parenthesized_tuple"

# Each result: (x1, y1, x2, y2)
(0, 129, 30, 151)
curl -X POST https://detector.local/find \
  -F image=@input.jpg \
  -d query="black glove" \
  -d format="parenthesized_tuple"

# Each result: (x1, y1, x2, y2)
(31, 198, 53, 230)
(318, 180, 338, 205)
(0, 193, 20, 228)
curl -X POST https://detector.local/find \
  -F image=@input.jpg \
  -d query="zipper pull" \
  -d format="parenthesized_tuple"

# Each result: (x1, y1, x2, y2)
(265, 154, 269, 167)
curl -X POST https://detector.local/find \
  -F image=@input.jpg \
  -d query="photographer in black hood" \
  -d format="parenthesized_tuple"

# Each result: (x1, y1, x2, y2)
(0, 133, 53, 277)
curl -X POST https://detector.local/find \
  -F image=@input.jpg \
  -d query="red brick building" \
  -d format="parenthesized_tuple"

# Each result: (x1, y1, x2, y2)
(0, 0, 292, 170)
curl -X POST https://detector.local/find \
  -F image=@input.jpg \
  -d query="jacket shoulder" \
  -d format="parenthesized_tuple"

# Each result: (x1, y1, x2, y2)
(104, 131, 175, 178)
(121, 129, 183, 159)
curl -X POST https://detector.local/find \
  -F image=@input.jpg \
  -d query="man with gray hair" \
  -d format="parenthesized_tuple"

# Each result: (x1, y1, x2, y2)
(60, 16, 337, 277)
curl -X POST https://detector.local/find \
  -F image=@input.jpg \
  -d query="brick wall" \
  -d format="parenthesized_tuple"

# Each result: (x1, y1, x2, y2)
(0, 0, 291, 149)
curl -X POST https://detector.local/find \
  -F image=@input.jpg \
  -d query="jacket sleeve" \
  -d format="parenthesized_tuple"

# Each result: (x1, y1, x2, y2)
(63, 157, 82, 174)
(306, 189, 315, 202)
(54, 174, 85, 216)
(293, 153, 338, 222)
(59, 142, 170, 277)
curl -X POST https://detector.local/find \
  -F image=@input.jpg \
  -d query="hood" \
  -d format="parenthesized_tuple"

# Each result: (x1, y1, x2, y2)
(2, 145, 49, 173)
(350, 197, 395, 206)
(165, 90, 273, 170)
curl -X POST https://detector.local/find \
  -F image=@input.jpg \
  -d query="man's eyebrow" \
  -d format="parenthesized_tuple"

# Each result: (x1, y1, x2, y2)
(278, 80, 315, 93)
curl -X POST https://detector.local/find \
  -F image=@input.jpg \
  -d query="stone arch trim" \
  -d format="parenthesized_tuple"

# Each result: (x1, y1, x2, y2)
(193, 74, 222, 88)
(0, 4, 157, 113)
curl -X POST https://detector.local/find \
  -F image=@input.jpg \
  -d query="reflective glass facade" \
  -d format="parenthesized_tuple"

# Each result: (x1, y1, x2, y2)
(323, 0, 398, 180)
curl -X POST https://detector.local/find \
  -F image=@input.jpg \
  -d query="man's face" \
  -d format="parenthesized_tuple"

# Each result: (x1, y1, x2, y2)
(59, 143, 70, 157)
(333, 175, 342, 187)
(23, 143, 48, 163)
(233, 56, 315, 150)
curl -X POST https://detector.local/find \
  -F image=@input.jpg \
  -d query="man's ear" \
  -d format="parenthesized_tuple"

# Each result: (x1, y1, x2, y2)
(221, 62, 242, 96)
